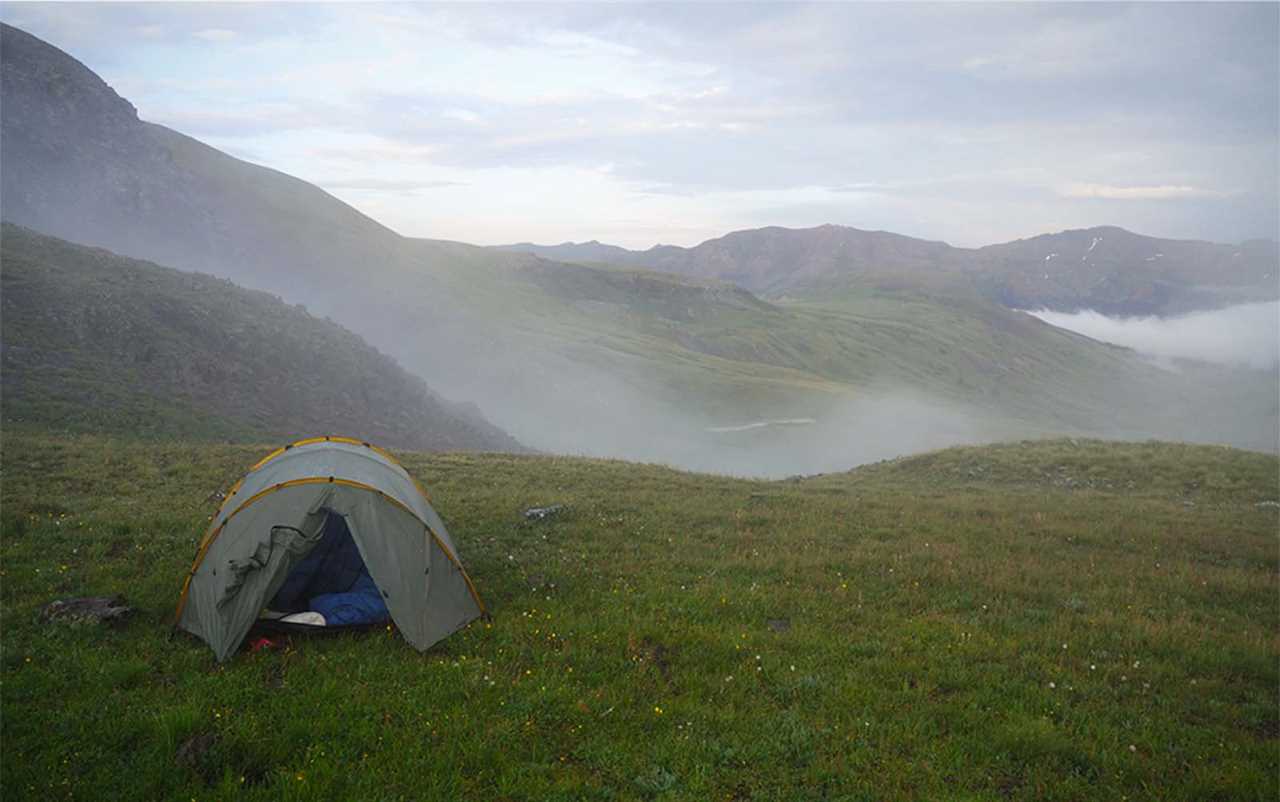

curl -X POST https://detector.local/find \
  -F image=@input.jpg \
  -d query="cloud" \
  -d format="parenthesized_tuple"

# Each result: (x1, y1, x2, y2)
(192, 28, 237, 43)
(152, 100, 351, 138)
(1029, 302, 1280, 370)
(2, 2, 1275, 247)
(317, 177, 467, 194)
(1059, 183, 1230, 200)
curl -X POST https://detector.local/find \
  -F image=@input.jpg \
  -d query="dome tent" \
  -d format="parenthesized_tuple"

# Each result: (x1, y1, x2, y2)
(174, 437, 484, 661)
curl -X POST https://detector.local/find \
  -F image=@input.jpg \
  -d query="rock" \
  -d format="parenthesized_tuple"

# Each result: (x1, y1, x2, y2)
(767, 618, 791, 632)
(40, 595, 133, 626)
(523, 504, 564, 521)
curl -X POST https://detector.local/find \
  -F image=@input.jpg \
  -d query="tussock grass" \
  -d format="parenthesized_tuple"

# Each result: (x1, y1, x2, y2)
(2, 432, 1276, 800)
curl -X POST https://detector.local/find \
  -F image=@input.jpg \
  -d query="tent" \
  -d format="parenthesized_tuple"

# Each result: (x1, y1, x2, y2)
(174, 437, 485, 661)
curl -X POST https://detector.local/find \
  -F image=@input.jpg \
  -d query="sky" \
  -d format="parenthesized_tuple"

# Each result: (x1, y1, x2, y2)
(3, 2, 1277, 249)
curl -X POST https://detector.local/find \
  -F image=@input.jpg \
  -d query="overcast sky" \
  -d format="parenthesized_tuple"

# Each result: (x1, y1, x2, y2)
(4, 2, 1277, 249)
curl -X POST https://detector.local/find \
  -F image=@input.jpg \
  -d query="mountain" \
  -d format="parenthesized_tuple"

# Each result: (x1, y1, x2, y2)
(10, 15, 1264, 324)
(971, 226, 1279, 314)
(493, 239, 643, 266)
(0, 224, 522, 452)
(2, 23, 1275, 475)
(497, 224, 1279, 315)
(0, 22, 440, 313)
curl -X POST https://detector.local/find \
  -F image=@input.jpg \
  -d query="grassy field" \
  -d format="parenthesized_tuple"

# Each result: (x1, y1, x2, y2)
(1, 432, 1277, 800)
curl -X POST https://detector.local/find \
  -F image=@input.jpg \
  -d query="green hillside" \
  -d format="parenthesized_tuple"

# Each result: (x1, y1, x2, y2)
(0, 224, 521, 452)
(402, 241, 1279, 470)
(2, 432, 1276, 800)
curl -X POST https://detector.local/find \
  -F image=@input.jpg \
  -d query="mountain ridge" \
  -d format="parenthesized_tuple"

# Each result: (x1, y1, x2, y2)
(494, 222, 1279, 315)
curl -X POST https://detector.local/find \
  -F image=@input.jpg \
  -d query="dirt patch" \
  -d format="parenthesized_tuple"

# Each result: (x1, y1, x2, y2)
(1248, 714, 1279, 740)
(263, 662, 286, 689)
(627, 634, 676, 688)
(995, 770, 1026, 799)
(27, 501, 70, 517)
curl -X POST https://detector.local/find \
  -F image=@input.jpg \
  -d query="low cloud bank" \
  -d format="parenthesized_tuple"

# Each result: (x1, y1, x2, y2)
(1028, 302, 1279, 370)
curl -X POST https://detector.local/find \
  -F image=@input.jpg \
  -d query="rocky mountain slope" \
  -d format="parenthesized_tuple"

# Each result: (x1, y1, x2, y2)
(498, 224, 1278, 316)
(971, 226, 1278, 314)
(0, 224, 522, 452)
(0, 22, 438, 314)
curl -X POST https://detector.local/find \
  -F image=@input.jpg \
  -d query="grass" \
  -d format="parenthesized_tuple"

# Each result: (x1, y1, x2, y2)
(2, 431, 1277, 800)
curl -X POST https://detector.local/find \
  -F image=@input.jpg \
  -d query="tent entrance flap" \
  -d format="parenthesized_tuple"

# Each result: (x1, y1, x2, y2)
(219, 523, 323, 610)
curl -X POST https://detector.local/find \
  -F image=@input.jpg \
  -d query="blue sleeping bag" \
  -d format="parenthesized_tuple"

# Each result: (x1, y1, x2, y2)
(270, 513, 389, 627)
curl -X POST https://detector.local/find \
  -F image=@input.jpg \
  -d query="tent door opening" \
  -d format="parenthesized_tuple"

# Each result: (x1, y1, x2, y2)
(263, 510, 391, 628)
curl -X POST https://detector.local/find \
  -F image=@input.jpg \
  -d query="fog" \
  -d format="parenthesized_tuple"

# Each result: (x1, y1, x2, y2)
(1028, 302, 1280, 370)
(501, 389, 1012, 480)
(4, 12, 1275, 477)
(677, 394, 1013, 478)
(412, 338, 1019, 477)
(407, 294, 1280, 474)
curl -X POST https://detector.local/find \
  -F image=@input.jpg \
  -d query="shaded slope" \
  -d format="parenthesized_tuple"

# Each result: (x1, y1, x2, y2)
(0, 224, 521, 451)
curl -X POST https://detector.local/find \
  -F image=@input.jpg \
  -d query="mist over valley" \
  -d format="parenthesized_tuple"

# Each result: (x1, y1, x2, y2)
(0, 17, 1276, 477)
(1027, 301, 1280, 372)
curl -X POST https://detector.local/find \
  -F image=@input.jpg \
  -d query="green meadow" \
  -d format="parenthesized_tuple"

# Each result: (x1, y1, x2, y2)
(2, 432, 1276, 800)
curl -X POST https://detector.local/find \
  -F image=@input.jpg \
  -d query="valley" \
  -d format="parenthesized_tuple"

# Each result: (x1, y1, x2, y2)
(1, 20, 1276, 474)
